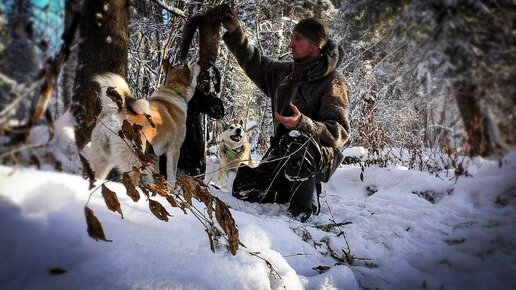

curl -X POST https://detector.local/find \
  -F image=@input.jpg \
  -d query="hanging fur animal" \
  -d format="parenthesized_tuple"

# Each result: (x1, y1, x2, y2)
(178, 4, 230, 94)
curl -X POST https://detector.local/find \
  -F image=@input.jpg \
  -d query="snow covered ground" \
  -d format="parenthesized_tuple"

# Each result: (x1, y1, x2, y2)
(1, 151, 515, 290)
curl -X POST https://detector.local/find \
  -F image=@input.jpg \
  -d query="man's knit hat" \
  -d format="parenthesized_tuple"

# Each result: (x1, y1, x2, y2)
(293, 18, 329, 49)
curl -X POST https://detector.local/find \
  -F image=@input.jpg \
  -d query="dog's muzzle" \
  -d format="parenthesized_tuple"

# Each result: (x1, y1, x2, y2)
(230, 135, 242, 142)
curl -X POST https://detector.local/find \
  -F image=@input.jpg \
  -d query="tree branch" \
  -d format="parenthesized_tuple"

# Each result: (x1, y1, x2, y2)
(150, 0, 186, 18)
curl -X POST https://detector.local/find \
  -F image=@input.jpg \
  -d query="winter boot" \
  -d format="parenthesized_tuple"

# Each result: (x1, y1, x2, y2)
(232, 164, 285, 203)
(287, 176, 316, 222)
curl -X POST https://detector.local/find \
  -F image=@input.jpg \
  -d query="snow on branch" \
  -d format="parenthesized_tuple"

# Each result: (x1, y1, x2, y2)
(150, 0, 186, 18)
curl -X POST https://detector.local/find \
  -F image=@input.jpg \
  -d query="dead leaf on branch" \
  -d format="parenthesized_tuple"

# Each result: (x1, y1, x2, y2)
(84, 206, 111, 242)
(179, 201, 191, 211)
(145, 113, 156, 128)
(135, 147, 157, 167)
(79, 153, 96, 190)
(215, 197, 239, 255)
(165, 194, 179, 207)
(122, 172, 140, 202)
(106, 87, 124, 112)
(139, 183, 151, 198)
(101, 184, 123, 218)
(177, 175, 213, 218)
(132, 123, 144, 151)
(144, 140, 157, 160)
(177, 177, 194, 207)
(149, 199, 171, 222)
(121, 120, 136, 141)
(130, 166, 144, 185)
(146, 183, 171, 197)
(153, 173, 168, 188)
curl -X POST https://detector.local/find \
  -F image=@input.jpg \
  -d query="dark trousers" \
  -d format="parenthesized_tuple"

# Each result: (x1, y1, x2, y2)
(232, 131, 334, 212)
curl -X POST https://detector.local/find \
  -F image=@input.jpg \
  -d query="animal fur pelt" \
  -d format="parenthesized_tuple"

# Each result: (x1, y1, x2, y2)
(174, 4, 229, 177)
(178, 4, 230, 93)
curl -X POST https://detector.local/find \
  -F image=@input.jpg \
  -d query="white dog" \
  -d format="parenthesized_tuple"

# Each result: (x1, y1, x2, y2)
(218, 123, 253, 183)
(89, 63, 200, 184)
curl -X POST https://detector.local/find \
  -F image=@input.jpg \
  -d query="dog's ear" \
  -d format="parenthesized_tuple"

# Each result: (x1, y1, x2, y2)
(180, 64, 192, 85)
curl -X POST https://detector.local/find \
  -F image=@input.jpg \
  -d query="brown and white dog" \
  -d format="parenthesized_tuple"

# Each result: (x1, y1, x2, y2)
(218, 123, 253, 182)
(89, 63, 200, 184)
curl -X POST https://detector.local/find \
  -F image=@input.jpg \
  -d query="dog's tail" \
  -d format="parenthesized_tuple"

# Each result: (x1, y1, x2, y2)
(129, 99, 149, 115)
(93, 73, 149, 114)
(93, 73, 131, 99)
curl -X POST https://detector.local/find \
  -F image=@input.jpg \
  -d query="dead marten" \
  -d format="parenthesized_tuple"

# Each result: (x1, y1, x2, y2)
(178, 4, 230, 93)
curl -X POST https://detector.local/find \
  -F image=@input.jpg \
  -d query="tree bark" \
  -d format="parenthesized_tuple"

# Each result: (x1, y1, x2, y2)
(61, 0, 83, 111)
(71, 0, 129, 149)
(453, 79, 492, 156)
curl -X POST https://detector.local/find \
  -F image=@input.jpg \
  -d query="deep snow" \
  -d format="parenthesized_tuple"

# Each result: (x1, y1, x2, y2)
(0, 150, 515, 290)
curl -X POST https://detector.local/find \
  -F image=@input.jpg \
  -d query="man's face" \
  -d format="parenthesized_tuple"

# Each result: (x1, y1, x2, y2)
(289, 31, 321, 62)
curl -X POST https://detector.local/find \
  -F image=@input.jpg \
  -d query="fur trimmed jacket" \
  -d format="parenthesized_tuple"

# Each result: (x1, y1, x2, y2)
(223, 26, 350, 148)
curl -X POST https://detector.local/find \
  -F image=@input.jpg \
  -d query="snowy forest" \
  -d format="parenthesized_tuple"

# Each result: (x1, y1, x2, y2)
(0, 0, 515, 289)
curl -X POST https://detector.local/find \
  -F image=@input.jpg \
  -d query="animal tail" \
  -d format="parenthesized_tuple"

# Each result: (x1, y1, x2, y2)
(178, 15, 203, 62)
(93, 73, 131, 98)
(93, 73, 134, 111)
(129, 99, 149, 115)
(93, 73, 150, 115)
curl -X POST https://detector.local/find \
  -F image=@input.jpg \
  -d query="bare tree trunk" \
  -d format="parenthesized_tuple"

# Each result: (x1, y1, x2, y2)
(61, 0, 83, 111)
(71, 0, 129, 149)
(0, 0, 37, 116)
(453, 79, 492, 156)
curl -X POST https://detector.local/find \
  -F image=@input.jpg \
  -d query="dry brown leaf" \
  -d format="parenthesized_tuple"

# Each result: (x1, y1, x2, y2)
(136, 148, 157, 166)
(177, 176, 195, 207)
(153, 174, 168, 188)
(145, 140, 157, 156)
(179, 201, 190, 212)
(84, 206, 111, 242)
(215, 197, 239, 255)
(146, 183, 171, 196)
(122, 172, 140, 202)
(145, 113, 156, 128)
(106, 87, 124, 112)
(165, 195, 178, 207)
(139, 183, 150, 198)
(121, 120, 135, 141)
(134, 167, 145, 185)
(132, 124, 144, 151)
(149, 199, 171, 222)
(79, 153, 96, 190)
(192, 179, 213, 218)
(101, 184, 123, 218)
